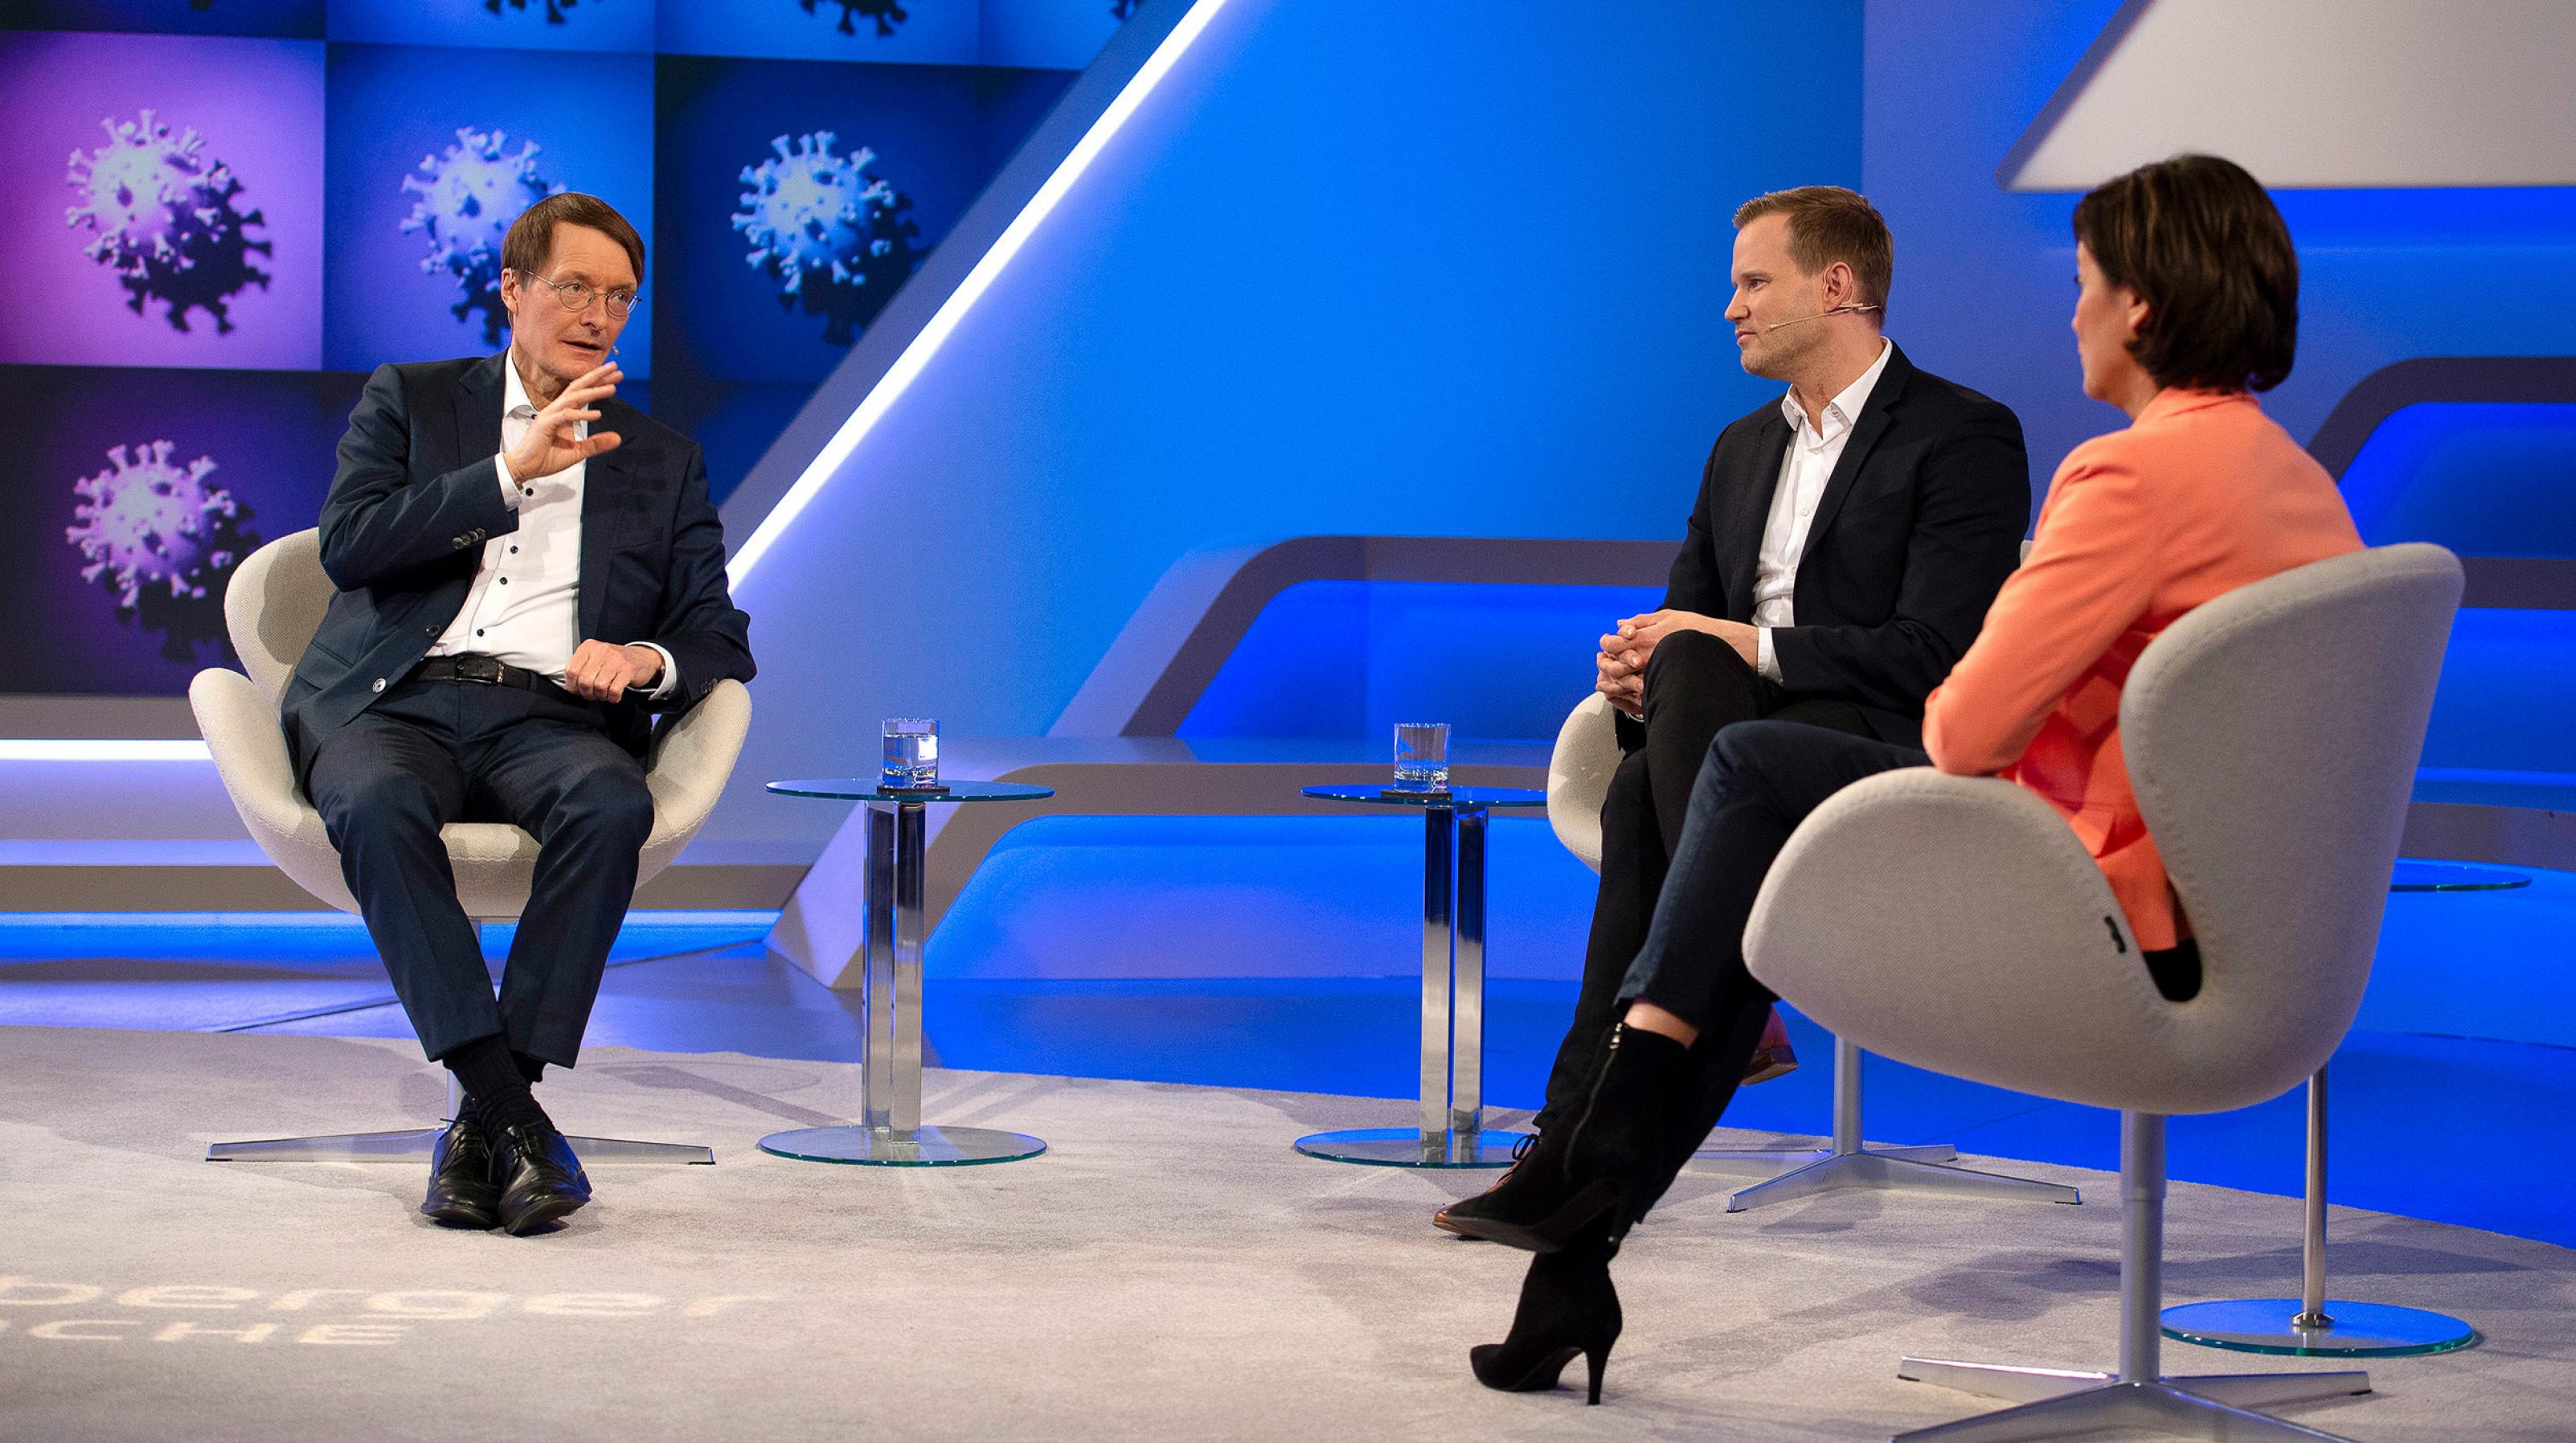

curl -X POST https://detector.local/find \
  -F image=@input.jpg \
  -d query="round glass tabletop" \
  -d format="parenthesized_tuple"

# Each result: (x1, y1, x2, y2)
(766, 778, 1055, 803)
(2387, 860, 2530, 892)
(1300, 784, 1546, 809)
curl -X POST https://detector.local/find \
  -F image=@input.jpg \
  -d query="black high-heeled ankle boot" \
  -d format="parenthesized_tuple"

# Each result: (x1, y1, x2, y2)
(1468, 1235, 1623, 1404)
(1444, 1023, 1690, 1252)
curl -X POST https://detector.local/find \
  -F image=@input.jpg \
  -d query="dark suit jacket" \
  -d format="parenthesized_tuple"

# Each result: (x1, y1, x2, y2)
(284, 353, 756, 784)
(1661, 342, 2028, 746)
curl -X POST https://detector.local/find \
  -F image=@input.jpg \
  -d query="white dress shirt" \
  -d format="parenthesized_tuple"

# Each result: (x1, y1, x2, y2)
(1751, 338, 1894, 682)
(426, 352, 674, 698)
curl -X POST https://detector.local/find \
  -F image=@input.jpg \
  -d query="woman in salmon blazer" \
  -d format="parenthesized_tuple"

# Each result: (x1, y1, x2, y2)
(1450, 154, 2364, 1402)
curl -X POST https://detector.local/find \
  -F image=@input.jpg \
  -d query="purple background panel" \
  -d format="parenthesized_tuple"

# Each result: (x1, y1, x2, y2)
(322, 42, 655, 376)
(0, 0, 325, 39)
(326, 0, 654, 54)
(0, 33, 325, 370)
(0, 364, 365, 695)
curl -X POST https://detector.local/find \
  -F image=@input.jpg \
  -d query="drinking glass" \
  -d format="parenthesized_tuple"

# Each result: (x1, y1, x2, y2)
(1393, 721, 1450, 791)
(882, 718, 939, 789)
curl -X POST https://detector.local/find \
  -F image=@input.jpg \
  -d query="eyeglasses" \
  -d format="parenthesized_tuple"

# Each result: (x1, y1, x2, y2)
(523, 272, 639, 319)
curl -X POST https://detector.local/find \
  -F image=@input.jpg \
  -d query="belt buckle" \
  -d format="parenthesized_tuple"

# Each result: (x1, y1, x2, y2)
(455, 655, 504, 686)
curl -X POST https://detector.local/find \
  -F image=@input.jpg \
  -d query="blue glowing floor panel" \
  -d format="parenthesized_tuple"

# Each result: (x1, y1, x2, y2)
(3, 916, 2570, 1251)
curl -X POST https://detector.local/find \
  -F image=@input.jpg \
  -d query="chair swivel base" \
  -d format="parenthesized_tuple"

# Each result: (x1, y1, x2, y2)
(1897, 1356, 2371, 1442)
(1691, 1142, 2080, 1213)
(2161, 1297, 2480, 1358)
(207, 1128, 713, 1165)
(758, 1123, 1046, 1166)
(1293, 1125, 1528, 1168)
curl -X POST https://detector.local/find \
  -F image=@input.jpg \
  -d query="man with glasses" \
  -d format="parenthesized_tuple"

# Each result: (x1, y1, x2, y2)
(288, 193, 754, 1235)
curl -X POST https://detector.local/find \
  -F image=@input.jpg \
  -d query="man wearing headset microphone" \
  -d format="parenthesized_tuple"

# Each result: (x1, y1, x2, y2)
(1438, 186, 2029, 1237)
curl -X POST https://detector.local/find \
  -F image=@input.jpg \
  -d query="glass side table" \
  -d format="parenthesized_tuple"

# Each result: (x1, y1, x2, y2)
(1293, 784, 1547, 1167)
(760, 778, 1055, 1166)
(2160, 859, 2508, 1358)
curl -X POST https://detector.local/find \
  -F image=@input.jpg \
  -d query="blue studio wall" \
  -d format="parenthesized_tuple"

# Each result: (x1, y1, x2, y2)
(722, 0, 1865, 847)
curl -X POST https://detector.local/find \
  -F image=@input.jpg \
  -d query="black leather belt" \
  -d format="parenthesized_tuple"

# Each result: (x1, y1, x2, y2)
(412, 654, 558, 693)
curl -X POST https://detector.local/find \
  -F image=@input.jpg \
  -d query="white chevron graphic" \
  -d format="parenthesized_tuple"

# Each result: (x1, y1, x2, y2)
(2003, 0, 2576, 190)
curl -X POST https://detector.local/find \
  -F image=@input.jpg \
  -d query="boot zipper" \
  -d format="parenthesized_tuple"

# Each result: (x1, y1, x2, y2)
(1562, 1025, 1623, 1180)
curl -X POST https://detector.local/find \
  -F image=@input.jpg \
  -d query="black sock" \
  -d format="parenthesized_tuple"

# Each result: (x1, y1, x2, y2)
(443, 1035, 551, 1134)
(512, 1051, 547, 1085)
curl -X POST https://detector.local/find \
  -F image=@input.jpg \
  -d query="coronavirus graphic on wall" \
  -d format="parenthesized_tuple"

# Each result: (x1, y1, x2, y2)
(733, 131, 923, 345)
(66, 441, 256, 661)
(801, 0, 907, 37)
(488, 0, 583, 23)
(63, 111, 272, 334)
(401, 128, 563, 346)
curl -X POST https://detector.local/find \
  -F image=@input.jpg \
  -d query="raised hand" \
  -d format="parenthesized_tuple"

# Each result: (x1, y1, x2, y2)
(504, 363, 625, 484)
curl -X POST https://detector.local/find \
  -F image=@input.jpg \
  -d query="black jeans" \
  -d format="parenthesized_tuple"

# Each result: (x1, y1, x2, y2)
(1607, 719, 1933, 1210)
(1529, 630, 1880, 1134)
(305, 672, 653, 1066)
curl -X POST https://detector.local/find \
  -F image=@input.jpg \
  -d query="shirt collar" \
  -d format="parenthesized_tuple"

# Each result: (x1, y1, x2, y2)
(499, 349, 583, 437)
(1779, 337, 1894, 445)
(501, 350, 536, 418)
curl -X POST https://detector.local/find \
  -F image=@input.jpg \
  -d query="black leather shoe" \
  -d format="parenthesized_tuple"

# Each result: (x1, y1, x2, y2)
(489, 1122, 591, 1236)
(420, 1115, 499, 1229)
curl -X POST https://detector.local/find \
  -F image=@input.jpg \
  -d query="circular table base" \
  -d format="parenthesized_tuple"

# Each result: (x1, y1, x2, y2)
(2161, 1298, 2480, 1357)
(2388, 860, 2530, 892)
(757, 1124, 1046, 1167)
(1293, 1126, 1529, 1168)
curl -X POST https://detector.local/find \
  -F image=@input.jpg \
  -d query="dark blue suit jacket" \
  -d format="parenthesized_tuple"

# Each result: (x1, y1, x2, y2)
(1656, 343, 2029, 746)
(284, 353, 755, 784)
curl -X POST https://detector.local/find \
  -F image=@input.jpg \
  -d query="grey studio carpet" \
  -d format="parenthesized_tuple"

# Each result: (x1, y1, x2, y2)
(2, 1027, 2570, 1443)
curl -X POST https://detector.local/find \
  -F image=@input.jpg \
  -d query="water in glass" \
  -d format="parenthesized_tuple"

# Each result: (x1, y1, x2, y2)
(882, 718, 939, 789)
(1393, 721, 1450, 790)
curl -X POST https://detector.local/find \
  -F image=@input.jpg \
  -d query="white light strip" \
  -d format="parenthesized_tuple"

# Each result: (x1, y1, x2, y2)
(0, 740, 211, 761)
(727, 0, 1235, 584)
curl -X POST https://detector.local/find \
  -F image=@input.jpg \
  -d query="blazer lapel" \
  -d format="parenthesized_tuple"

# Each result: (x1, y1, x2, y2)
(577, 439, 625, 643)
(448, 353, 507, 476)
(1798, 344, 1913, 564)
(1724, 411, 1792, 619)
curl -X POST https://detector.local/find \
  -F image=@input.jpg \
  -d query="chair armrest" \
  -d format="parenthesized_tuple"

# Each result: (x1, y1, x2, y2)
(1546, 694, 1622, 873)
(1744, 767, 2223, 1113)
(188, 668, 309, 842)
(643, 679, 752, 853)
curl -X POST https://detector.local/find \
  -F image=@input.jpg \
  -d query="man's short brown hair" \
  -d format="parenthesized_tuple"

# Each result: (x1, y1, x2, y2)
(1732, 186, 1894, 311)
(502, 192, 645, 286)
(2072, 154, 2297, 393)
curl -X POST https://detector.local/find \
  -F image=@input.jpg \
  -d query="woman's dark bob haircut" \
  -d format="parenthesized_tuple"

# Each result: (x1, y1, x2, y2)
(2073, 154, 2298, 393)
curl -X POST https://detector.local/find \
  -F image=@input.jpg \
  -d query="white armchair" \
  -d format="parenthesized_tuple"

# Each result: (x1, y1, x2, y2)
(1745, 543, 2461, 1441)
(191, 529, 751, 1166)
(1542, 692, 2073, 1211)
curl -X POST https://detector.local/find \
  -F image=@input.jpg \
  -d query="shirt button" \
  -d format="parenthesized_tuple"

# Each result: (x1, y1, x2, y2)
(522, 487, 534, 498)
(476, 629, 485, 637)
(510, 546, 518, 554)
(371, 678, 386, 694)
(498, 576, 509, 585)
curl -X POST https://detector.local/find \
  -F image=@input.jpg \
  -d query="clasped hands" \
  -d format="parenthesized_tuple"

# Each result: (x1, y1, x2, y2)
(1596, 610, 1759, 719)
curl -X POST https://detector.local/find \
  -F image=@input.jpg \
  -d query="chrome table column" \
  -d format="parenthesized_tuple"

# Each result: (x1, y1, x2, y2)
(2160, 1067, 2480, 1357)
(1293, 785, 1545, 1167)
(757, 780, 1055, 1166)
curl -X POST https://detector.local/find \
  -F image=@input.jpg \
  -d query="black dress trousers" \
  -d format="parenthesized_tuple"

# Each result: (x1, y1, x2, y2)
(305, 672, 655, 1066)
